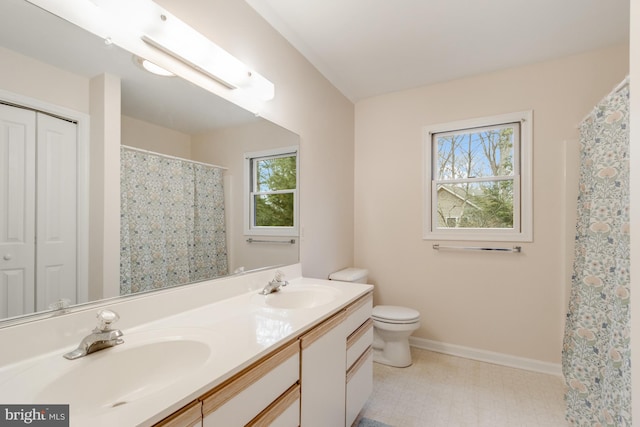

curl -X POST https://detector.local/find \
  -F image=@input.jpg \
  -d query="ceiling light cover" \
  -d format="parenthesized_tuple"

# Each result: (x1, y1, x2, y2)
(134, 56, 175, 77)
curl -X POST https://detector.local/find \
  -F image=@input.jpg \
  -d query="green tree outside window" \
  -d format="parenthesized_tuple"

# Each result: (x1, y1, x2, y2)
(252, 154, 297, 227)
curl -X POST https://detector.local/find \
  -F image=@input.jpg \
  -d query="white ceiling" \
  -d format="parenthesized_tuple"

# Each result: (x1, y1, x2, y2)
(246, 0, 630, 102)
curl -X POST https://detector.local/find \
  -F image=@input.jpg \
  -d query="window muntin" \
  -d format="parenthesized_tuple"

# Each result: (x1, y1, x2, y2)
(423, 111, 532, 242)
(245, 147, 298, 236)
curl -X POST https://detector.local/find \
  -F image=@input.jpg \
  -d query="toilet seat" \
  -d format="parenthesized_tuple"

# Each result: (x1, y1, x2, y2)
(372, 305, 420, 324)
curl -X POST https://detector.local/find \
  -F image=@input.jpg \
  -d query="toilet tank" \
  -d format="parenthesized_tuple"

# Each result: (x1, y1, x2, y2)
(329, 268, 369, 284)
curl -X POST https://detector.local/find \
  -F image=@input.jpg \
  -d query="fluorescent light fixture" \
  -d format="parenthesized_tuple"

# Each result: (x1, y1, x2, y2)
(31, 0, 275, 102)
(139, 10, 275, 101)
(140, 35, 240, 89)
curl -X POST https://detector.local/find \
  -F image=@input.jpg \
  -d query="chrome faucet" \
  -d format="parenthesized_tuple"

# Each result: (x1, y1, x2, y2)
(260, 270, 289, 295)
(63, 309, 124, 360)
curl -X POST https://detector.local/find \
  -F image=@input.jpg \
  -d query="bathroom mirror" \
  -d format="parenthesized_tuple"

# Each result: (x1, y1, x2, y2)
(0, 0, 299, 326)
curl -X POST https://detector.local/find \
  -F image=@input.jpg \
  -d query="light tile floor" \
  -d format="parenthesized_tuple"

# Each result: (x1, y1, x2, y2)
(359, 348, 567, 427)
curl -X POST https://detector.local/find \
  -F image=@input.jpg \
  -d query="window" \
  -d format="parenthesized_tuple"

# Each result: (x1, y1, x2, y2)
(423, 111, 532, 242)
(244, 146, 298, 236)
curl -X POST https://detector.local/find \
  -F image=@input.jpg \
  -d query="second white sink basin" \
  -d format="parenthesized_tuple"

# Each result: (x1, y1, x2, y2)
(253, 284, 341, 309)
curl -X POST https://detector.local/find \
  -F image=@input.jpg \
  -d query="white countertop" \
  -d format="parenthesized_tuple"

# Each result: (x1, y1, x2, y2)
(0, 274, 372, 426)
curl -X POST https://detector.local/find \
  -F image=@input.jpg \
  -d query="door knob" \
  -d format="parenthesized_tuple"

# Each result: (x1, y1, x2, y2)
(2, 254, 11, 261)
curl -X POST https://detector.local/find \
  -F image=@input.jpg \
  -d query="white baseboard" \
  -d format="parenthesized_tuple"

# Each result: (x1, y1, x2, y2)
(409, 336, 563, 377)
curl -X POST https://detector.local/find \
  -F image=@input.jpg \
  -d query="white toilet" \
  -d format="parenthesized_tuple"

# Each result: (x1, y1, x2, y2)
(371, 305, 420, 367)
(329, 268, 421, 368)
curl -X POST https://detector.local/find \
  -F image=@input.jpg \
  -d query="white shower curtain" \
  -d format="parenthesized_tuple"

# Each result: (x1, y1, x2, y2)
(120, 148, 228, 294)
(562, 80, 630, 426)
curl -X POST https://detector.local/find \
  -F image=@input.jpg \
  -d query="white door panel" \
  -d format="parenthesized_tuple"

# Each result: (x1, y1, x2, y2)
(0, 104, 36, 317)
(36, 113, 77, 311)
(0, 105, 78, 317)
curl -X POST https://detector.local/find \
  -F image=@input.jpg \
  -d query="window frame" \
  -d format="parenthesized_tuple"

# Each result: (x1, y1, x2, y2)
(422, 111, 533, 242)
(244, 146, 299, 237)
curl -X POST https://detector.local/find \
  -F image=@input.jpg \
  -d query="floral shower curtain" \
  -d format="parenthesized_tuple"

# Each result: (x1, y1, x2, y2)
(562, 81, 630, 426)
(120, 148, 228, 294)
(190, 164, 228, 281)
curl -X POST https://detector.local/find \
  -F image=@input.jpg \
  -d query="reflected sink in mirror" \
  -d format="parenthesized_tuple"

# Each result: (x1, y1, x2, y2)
(253, 284, 341, 309)
(0, 328, 214, 416)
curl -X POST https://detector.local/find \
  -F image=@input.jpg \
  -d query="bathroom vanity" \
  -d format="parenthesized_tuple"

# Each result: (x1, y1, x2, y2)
(0, 264, 373, 426)
(157, 291, 372, 427)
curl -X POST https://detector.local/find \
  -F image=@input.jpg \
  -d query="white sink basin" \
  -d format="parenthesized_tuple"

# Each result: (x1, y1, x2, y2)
(36, 339, 211, 413)
(0, 328, 214, 417)
(253, 284, 341, 309)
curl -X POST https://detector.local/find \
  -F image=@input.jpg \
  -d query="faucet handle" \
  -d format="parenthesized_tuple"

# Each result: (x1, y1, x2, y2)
(96, 309, 120, 331)
(274, 270, 285, 282)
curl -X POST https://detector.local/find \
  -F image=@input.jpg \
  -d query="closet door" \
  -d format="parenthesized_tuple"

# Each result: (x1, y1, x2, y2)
(36, 113, 77, 311)
(0, 104, 36, 318)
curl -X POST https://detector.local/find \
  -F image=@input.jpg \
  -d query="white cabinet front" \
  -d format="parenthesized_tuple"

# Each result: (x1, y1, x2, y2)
(202, 341, 299, 427)
(300, 311, 347, 427)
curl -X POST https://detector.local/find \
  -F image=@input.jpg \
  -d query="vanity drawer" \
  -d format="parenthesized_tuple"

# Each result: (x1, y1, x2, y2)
(346, 318, 373, 370)
(247, 383, 300, 427)
(346, 347, 373, 427)
(202, 340, 299, 427)
(154, 400, 202, 427)
(344, 293, 373, 336)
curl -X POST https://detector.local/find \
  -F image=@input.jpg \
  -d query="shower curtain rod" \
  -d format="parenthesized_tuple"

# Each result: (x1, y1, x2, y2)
(121, 145, 228, 170)
(577, 75, 629, 128)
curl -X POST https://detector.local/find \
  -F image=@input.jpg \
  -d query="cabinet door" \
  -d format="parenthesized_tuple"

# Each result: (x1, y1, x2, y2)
(300, 310, 347, 427)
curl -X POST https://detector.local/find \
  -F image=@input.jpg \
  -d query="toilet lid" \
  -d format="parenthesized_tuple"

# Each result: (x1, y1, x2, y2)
(372, 305, 420, 323)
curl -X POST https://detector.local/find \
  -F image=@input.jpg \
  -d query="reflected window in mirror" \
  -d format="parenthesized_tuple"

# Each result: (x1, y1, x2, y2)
(245, 147, 299, 236)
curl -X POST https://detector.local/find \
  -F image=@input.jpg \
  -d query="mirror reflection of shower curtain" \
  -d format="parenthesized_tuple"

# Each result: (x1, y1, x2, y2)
(120, 148, 228, 295)
(562, 80, 630, 426)
(191, 163, 228, 282)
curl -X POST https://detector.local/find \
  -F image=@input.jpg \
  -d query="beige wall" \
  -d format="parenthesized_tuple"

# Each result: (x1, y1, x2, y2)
(157, 0, 355, 279)
(354, 44, 629, 364)
(0, 46, 88, 113)
(192, 120, 300, 272)
(121, 115, 192, 158)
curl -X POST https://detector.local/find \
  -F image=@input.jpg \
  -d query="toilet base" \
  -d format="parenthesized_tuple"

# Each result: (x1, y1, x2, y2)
(372, 340, 413, 368)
